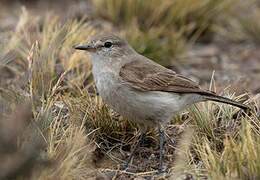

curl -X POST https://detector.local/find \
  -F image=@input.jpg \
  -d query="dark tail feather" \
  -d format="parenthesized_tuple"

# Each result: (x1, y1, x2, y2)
(203, 94, 249, 110)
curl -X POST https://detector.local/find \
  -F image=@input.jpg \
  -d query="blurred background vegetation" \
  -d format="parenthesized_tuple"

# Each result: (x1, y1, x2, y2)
(94, 0, 233, 64)
(0, 0, 260, 179)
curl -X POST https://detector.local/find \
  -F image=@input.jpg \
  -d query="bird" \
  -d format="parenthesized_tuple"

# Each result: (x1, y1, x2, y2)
(74, 34, 249, 173)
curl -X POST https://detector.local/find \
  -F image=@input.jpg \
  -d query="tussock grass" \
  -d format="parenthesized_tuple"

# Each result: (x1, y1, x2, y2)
(184, 93, 259, 180)
(190, 115, 260, 180)
(94, 0, 235, 65)
(38, 121, 96, 180)
(0, 8, 102, 179)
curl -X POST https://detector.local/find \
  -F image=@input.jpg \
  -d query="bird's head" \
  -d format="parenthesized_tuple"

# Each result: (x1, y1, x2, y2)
(74, 34, 135, 60)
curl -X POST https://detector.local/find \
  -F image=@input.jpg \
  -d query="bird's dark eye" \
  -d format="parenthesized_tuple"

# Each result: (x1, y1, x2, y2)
(104, 41, 112, 48)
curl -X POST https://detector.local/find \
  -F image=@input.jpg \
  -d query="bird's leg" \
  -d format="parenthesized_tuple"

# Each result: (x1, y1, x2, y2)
(158, 129, 164, 174)
(121, 132, 146, 171)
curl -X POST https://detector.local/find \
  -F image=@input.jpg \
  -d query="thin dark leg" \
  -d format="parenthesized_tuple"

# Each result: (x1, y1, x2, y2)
(121, 132, 146, 170)
(158, 129, 164, 174)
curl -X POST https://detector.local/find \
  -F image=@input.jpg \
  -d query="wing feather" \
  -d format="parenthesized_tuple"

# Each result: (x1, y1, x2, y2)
(118, 54, 249, 110)
(119, 55, 215, 95)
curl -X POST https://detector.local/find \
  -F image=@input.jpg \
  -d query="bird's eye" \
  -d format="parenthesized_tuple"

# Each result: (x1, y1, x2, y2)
(104, 41, 112, 48)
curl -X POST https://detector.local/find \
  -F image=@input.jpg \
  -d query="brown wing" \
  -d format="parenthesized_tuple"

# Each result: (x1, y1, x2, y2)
(119, 55, 215, 95)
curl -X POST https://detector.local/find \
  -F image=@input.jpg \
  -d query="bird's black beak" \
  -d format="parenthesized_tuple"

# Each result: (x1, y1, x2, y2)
(74, 44, 95, 51)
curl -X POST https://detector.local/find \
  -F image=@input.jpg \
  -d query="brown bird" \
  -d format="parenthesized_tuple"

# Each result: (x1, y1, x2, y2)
(74, 34, 249, 173)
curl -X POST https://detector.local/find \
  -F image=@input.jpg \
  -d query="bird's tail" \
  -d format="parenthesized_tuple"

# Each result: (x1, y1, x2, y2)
(203, 94, 249, 110)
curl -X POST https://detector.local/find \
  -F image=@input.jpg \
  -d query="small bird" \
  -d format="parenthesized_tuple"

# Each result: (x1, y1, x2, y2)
(74, 34, 248, 173)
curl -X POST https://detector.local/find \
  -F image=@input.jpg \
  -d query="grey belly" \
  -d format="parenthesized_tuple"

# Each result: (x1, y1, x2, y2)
(101, 85, 192, 128)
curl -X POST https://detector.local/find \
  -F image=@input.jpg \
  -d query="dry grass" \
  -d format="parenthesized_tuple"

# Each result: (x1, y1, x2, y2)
(0, 8, 101, 179)
(0, 3, 259, 180)
(187, 93, 260, 179)
(93, 0, 235, 65)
